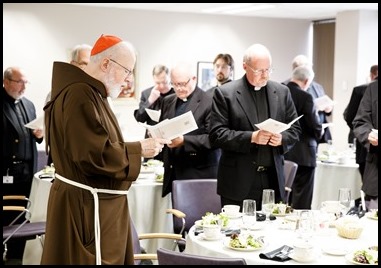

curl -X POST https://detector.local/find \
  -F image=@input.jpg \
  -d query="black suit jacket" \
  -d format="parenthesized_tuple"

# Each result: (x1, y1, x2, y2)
(284, 82, 322, 167)
(343, 83, 369, 165)
(353, 79, 378, 197)
(133, 86, 175, 127)
(2, 89, 42, 177)
(209, 76, 301, 202)
(159, 87, 220, 197)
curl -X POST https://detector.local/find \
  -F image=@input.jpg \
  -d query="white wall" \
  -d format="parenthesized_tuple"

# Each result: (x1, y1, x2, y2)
(3, 4, 378, 151)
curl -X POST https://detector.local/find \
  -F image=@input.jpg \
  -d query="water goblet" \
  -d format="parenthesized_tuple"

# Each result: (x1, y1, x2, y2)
(261, 189, 275, 220)
(338, 188, 352, 215)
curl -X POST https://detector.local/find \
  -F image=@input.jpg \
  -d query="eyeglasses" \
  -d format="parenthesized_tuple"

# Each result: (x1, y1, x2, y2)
(109, 58, 133, 77)
(8, 78, 29, 85)
(170, 78, 191, 89)
(246, 64, 273, 75)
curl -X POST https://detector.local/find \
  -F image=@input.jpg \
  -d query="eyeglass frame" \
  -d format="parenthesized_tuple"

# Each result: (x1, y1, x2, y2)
(246, 64, 273, 75)
(7, 78, 29, 85)
(109, 58, 133, 77)
(170, 78, 191, 89)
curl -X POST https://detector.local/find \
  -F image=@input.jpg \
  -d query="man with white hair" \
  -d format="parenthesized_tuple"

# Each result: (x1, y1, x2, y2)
(41, 34, 170, 265)
(285, 65, 323, 209)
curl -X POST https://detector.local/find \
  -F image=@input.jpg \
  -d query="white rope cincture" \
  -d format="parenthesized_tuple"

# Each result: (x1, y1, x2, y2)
(55, 173, 129, 265)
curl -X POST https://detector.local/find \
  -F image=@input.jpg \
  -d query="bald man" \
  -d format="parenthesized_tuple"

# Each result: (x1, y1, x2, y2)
(210, 44, 301, 211)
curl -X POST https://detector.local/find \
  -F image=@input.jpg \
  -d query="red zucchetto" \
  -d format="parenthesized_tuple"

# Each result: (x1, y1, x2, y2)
(90, 34, 123, 56)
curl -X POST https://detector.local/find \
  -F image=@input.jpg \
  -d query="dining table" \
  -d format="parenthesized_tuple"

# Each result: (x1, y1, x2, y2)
(184, 211, 378, 265)
(311, 159, 362, 210)
(22, 169, 173, 264)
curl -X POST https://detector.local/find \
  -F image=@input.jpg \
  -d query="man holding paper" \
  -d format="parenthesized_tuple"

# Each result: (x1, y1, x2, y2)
(284, 65, 323, 209)
(158, 62, 220, 197)
(210, 44, 301, 211)
(2, 66, 43, 259)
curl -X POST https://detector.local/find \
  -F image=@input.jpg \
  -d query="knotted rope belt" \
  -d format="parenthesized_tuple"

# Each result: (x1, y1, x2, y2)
(55, 173, 129, 265)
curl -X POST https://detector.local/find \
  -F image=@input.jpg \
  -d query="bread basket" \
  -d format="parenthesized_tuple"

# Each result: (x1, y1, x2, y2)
(335, 216, 363, 239)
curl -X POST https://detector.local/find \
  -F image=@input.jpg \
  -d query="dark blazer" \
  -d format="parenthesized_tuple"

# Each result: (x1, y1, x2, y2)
(159, 87, 220, 197)
(353, 79, 378, 197)
(343, 83, 369, 165)
(2, 88, 42, 177)
(133, 86, 175, 126)
(285, 82, 322, 167)
(307, 81, 332, 144)
(209, 76, 301, 202)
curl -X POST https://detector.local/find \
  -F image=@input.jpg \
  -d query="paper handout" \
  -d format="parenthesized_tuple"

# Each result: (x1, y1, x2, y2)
(145, 108, 161, 122)
(24, 115, 44, 130)
(314, 95, 335, 111)
(139, 111, 198, 140)
(255, 115, 303, 134)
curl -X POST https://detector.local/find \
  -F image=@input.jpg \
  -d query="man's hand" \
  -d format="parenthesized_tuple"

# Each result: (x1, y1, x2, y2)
(147, 87, 161, 104)
(140, 138, 171, 158)
(33, 128, 44, 139)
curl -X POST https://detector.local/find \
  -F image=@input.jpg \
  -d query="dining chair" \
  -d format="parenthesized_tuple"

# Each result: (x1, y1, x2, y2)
(283, 160, 298, 205)
(157, 247, 247, 265)
(2, 195, 46, 262)
(166, 179, 221, 251)
(130, 217, 184, 265)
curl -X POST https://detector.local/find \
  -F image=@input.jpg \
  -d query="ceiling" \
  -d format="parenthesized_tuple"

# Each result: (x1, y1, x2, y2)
(64, 3, 377, 20)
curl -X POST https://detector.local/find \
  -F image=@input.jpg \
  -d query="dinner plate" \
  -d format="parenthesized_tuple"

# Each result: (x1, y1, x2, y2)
(366, 212, 378, 220)
(223, 238, 267, 251)
(322, 246, 348, 256)
(345, 252, 378, 265)
(221, 212, 243, 219)
(289, 252, 320, 263)
(140, 166, 155, 174)
(272, 212, 290, 217)
(195, 220, 230, 231)
(198, 233, 224, 241)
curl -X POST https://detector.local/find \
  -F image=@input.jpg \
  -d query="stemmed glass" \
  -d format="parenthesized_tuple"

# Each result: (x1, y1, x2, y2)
(261, 189, 275, 220)
(242, 199, 256, 230)
(338, 188, 352, 216)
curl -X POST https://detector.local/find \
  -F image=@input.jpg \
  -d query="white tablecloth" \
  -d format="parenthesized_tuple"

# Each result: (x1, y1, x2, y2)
(23, 171, 173, 264)
(311, 160, 362, 209)
(185, 213, 378, 265)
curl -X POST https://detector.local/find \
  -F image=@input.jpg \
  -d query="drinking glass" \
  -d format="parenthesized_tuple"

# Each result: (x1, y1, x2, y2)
(338, 188, 352, 215)
(296, 210, 314, 242)
(242, 199, 256, 230)
(261, 189, 275, 220)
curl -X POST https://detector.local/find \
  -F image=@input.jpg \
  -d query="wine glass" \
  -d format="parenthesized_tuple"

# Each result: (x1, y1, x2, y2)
(242, 199, 256, 230)
(261, 189, 275, 220)
(338, 188, 352, 216)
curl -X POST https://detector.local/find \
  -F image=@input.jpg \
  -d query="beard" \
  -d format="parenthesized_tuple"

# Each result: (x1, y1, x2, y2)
(104, 71, 122, 99)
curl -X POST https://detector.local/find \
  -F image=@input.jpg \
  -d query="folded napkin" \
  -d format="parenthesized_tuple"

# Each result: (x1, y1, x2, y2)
(259, 245, 293, 262)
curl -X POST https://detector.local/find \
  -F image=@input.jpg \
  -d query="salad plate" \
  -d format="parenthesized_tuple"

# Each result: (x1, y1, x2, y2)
(345, 247, 378, 265)
(366, 211, 378, 220)
(223, 235, 267, 251)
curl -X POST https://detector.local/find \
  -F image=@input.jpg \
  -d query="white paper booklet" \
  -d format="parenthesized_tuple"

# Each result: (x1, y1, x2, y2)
(24, 115, 44, 130)
(139, 111, 198, 140)
(314, 95, 335, 111)
(145, 108, 161, 122)
(255, 115, 303, 134)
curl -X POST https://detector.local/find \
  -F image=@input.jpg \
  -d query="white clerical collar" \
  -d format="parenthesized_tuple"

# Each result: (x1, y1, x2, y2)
(181, 98, 187, 102)
(254, 87, 262, 91)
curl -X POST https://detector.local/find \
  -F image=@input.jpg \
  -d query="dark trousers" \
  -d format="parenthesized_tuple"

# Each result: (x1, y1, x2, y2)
(221, 167, 281, 211)
(289, 165, 315, 209)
